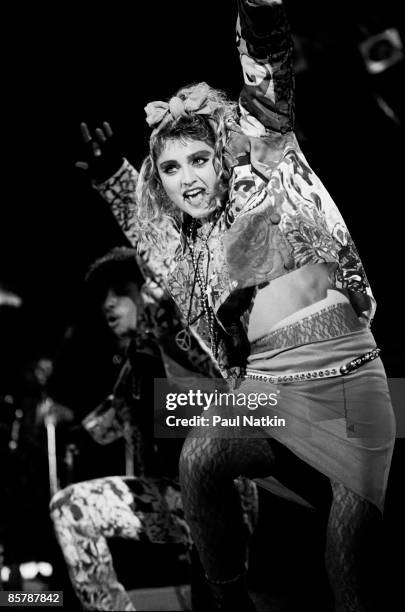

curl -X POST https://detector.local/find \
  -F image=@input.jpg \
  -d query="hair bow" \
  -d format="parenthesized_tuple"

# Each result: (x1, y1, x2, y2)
(144, 82, 219, 132)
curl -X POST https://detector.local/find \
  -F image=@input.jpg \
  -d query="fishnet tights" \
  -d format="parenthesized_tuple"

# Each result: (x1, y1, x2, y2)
(179, 436, 384, 611)
(179, 435, 275, 581)
(326, 481, 384, 612)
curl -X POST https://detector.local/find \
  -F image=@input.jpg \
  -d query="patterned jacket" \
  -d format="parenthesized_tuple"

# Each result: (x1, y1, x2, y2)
(95, 0, 375, 377)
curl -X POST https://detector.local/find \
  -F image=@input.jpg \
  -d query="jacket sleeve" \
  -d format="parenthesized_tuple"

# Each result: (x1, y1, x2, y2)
(236, 0, 295, 136)
(94, 159, 140, 246)
(81, 358, 134, 445)
(81, 395, 127, 445)
(94, 159, 180, 283)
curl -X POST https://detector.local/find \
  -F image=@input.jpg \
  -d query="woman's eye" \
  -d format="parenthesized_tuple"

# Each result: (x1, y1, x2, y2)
(163, 165, 177, 175)
(193, 157, 209, 166)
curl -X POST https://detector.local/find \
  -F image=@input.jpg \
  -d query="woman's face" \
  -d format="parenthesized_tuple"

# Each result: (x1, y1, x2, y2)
(157, 139, 218, 219)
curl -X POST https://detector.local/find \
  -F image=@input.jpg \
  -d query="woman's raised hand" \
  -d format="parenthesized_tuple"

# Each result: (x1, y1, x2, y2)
(75, 121, 124, 182)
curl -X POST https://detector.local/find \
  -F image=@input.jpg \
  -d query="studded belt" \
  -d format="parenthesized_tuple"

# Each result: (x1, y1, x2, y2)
(245, 348, 381, 384)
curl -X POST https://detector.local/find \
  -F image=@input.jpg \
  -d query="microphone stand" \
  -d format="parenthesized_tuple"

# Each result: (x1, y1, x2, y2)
(41, 397, 59, 499)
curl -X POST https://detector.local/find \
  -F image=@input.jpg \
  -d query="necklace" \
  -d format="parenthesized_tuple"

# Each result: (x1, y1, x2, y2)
(184, 219, 219, 358)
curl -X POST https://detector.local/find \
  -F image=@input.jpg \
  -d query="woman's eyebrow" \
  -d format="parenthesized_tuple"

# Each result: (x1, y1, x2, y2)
(159, 159, 178, 168)
(187, 149, 211, 159)
(188, 149, 212, 160)
(159, 150, 212, 167)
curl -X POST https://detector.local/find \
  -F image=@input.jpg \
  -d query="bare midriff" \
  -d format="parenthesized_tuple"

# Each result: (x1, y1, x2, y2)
(247, 262, 353, 343)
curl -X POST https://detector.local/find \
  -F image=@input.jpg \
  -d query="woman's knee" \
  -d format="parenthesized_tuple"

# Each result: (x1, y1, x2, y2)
(328, 480, 382, 540)
(179, 434, 276, 485)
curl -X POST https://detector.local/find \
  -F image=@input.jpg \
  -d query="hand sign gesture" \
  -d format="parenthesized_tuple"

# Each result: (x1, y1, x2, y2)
(75, 121, 124, 182)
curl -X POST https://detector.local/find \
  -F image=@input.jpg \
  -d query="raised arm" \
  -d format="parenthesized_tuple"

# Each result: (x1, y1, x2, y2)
(236, 0, 294, 135)
(77, 123, 179, 283)
(76, 122, 142, 246)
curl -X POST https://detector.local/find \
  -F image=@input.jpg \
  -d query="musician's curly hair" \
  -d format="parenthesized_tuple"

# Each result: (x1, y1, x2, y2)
(136, 83, 238, 243)
(85, 247, 145, 305)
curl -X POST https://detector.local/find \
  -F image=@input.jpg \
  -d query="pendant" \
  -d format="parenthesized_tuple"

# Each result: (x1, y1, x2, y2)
(175, 327, 192, 351)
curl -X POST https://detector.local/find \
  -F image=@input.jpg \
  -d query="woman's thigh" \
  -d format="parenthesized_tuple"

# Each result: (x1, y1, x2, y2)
(179, 433, 276, 482)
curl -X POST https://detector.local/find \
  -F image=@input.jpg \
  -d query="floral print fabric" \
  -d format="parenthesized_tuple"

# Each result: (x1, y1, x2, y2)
(50, 476, 258, 610)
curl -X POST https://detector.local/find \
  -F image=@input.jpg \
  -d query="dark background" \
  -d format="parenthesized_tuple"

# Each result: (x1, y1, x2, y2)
(1, 0, 404, 606)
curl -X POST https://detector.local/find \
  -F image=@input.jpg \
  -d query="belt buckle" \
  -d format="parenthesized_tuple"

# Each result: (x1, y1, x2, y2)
(340, 348, 380, 375)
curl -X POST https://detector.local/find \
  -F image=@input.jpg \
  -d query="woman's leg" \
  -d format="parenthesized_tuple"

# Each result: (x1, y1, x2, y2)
(179, 434, 274, 584)
(49, 476, 189, 611)
(326, 481, 385, 612)
(179, 430, 388, 612)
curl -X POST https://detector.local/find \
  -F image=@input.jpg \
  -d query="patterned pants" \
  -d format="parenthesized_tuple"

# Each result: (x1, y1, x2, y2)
(50, 476, 258, 611)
